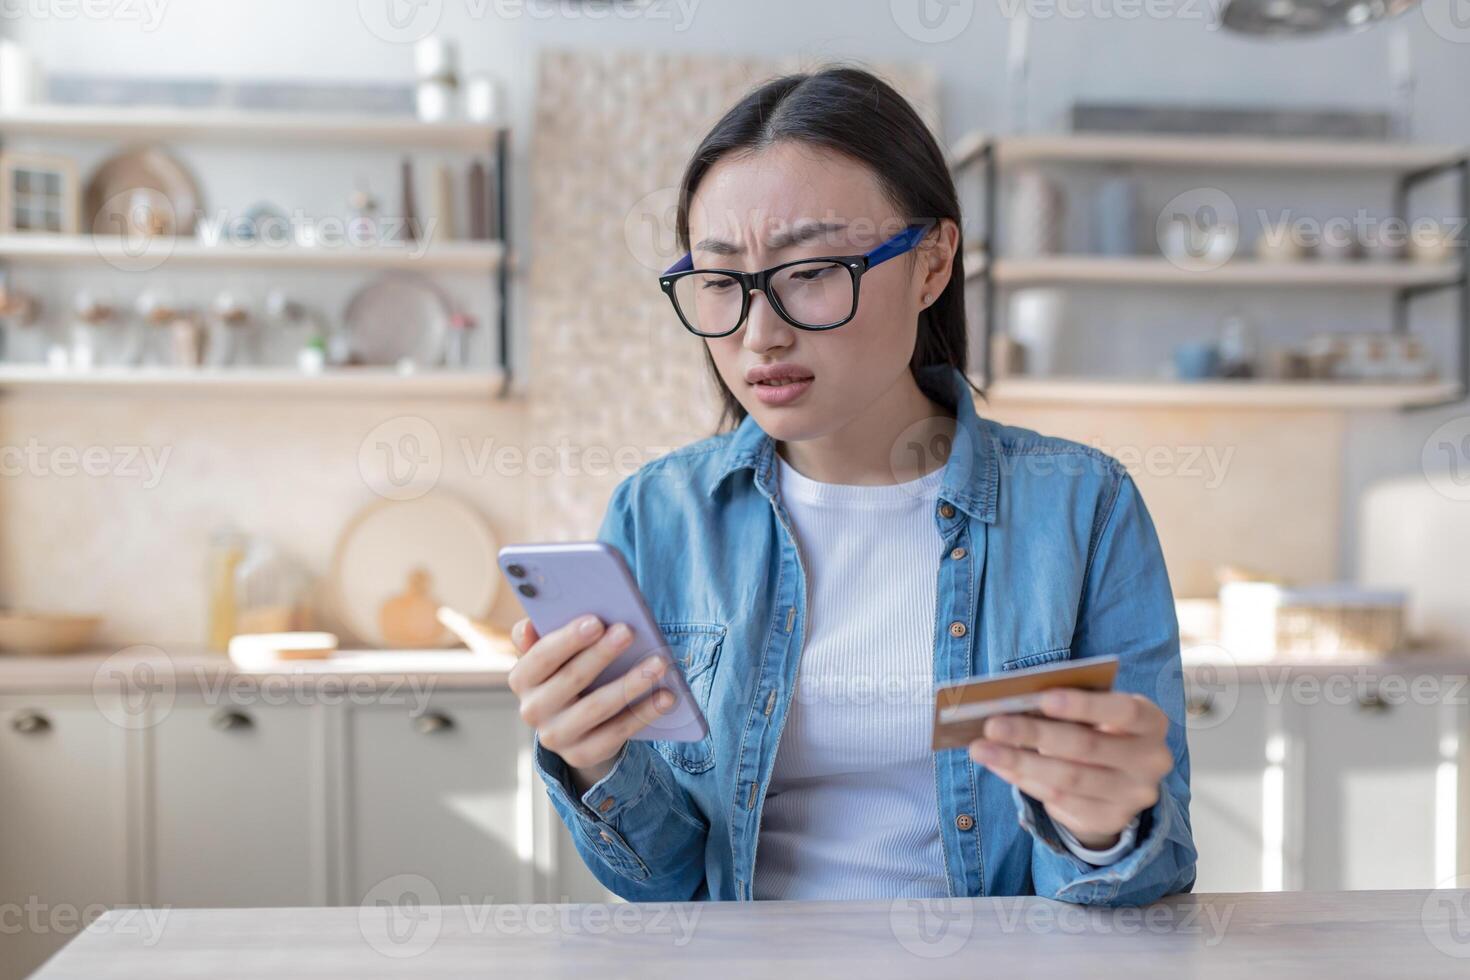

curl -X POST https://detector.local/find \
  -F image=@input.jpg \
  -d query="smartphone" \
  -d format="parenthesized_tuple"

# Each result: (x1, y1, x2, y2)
(498, 541, 708, 743)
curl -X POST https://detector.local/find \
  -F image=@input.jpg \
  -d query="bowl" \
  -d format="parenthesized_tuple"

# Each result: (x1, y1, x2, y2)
(0, 612, 103, 655)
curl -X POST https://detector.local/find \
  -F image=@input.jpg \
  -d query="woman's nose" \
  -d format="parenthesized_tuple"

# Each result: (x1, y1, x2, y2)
(742, 289, 793, 353)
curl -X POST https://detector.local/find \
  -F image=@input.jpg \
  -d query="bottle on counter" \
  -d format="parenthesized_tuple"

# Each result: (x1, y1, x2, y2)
(206, 528, 247, 653)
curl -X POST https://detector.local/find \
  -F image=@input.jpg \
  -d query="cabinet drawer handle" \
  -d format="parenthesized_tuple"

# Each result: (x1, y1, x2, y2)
(1356, 692, 1391, 715)
(1185, 693, 1215, 718)
(211, 710, 255, 732)
(11, 711, 51, 735)
(413, 712, 455, 735)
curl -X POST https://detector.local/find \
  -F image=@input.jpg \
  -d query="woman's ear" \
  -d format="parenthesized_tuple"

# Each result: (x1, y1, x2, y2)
(917, 217, 961, 304)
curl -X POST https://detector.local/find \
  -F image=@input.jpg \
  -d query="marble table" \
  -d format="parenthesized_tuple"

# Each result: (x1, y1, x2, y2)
(31, 888, 1470, 978)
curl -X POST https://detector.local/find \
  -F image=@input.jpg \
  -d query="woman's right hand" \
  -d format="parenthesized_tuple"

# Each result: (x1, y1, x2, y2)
(508, 614, 676, 793)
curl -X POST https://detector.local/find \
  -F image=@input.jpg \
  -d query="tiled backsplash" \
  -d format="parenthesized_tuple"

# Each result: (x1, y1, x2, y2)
(525, 50, 940, 541)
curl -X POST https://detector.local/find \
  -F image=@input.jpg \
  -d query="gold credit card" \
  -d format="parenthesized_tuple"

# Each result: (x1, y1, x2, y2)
(932, 655, 1120, 751)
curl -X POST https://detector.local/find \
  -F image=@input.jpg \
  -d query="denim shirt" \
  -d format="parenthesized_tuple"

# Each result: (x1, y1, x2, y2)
(534, 363, 1197, 905)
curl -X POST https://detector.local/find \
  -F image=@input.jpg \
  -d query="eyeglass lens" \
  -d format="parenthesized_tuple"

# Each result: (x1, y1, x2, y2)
(672, 260, 855, 335)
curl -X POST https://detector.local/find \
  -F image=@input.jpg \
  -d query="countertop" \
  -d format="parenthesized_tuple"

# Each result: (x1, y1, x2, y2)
(32, 889, 1470, 978)
(0, 646, 519, 694)
(1, 643, 1467, 695)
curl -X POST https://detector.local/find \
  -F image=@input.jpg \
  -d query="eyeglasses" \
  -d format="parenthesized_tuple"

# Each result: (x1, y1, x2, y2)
(658, 222, 933, 338)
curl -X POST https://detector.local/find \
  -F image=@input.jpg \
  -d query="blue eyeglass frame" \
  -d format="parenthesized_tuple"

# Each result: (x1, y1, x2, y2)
(658, 221, 934, 338)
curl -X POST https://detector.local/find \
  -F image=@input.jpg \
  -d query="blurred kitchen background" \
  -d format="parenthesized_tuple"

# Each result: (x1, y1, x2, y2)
(2, 1, 1470, 976)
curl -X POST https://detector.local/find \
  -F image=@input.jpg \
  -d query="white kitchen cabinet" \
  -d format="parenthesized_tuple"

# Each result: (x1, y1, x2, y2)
(146, 699, 324, 908)
(340, 692, 538, 906)
(546, 809, 618, 904)
(1183, 668, 1468, 894)
(1184, 678, 1276, 893)
(0, 695, 132, 980)
(1295, 681, 1463, 891)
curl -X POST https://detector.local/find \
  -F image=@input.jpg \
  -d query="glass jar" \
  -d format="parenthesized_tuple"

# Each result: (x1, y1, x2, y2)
(234, 539, 313, 635)
(204, 291, 259, 368)
(70, 291, 137, 368)
(206, 528, 247, 653)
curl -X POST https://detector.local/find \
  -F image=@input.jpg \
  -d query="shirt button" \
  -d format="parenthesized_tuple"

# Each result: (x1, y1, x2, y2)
(949, 621, 967, 638)
(950, 547, 967, 560)
(598, 797, 615, 814)
(938, 503, 956, 519)
(955, 814, 975, 831)
(599, 831, 614, 843)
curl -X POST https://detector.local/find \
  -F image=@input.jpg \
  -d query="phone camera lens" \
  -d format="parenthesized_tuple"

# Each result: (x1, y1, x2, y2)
(506, 563, 527, 578)
(518, 583, 537, 598)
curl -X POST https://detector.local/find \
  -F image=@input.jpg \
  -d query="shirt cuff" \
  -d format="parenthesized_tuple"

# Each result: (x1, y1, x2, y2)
(1055, 814, 1141, 866)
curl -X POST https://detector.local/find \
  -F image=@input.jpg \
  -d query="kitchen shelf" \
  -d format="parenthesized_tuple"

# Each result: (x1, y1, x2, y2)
(981, 375, 1462, 409)
(990, 256, 1464, 289)
(951, 131, 1470, 409)
(0, 365, 510, 398)
(0, 105, 503, 149)
(984, 133, 1466, 172)
(0, 233, 505, 272)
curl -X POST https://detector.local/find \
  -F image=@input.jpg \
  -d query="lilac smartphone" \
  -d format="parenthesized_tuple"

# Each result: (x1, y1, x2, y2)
(498, 541, 708, 743)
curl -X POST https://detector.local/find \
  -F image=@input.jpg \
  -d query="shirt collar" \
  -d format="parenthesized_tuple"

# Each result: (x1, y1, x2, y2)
(703, 363, 999, 524)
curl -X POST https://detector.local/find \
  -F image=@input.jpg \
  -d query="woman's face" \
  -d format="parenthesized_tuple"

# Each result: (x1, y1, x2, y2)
(687, 141, 952, 443)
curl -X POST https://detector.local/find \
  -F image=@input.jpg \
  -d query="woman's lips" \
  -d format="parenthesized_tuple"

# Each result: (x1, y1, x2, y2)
(751, 376, 814, 406)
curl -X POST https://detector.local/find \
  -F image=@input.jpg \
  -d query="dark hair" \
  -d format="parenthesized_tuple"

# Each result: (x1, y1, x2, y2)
(674, 64, 980, 433)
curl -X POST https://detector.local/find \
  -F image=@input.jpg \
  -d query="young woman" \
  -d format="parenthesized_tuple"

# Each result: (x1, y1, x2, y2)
(509, 65, 1196, 905)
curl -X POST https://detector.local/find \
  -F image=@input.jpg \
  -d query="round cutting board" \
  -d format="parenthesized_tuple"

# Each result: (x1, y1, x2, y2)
(330, 495, 499, 648)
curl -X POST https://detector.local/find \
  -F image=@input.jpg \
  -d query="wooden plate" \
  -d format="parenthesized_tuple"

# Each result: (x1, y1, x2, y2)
(84, 145, 201, 238)
(329, 495, 499, 648)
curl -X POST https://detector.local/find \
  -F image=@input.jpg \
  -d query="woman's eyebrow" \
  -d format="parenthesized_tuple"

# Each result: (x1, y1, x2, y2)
(693, 221, 850, 255)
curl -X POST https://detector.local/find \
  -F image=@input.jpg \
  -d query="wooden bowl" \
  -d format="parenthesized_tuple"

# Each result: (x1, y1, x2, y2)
(0, 612, 103, 655)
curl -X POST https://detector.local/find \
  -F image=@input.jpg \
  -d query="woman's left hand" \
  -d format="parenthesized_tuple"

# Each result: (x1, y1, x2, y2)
(967, 688, 1174, 851)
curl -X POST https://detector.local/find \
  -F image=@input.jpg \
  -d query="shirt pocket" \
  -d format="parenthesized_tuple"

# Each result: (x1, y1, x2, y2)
(1000, 645, 1071, 672)
(649, 621, 725, 774)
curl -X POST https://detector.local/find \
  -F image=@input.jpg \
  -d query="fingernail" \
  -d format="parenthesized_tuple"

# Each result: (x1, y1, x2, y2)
(985, 718, 1013, 739)
(579, 616, 601, 636)
(640, 654, 666, 676)
(971, 740, 998, 762)
(652, 689, 676, 712)
(610, 622, 632, 643)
